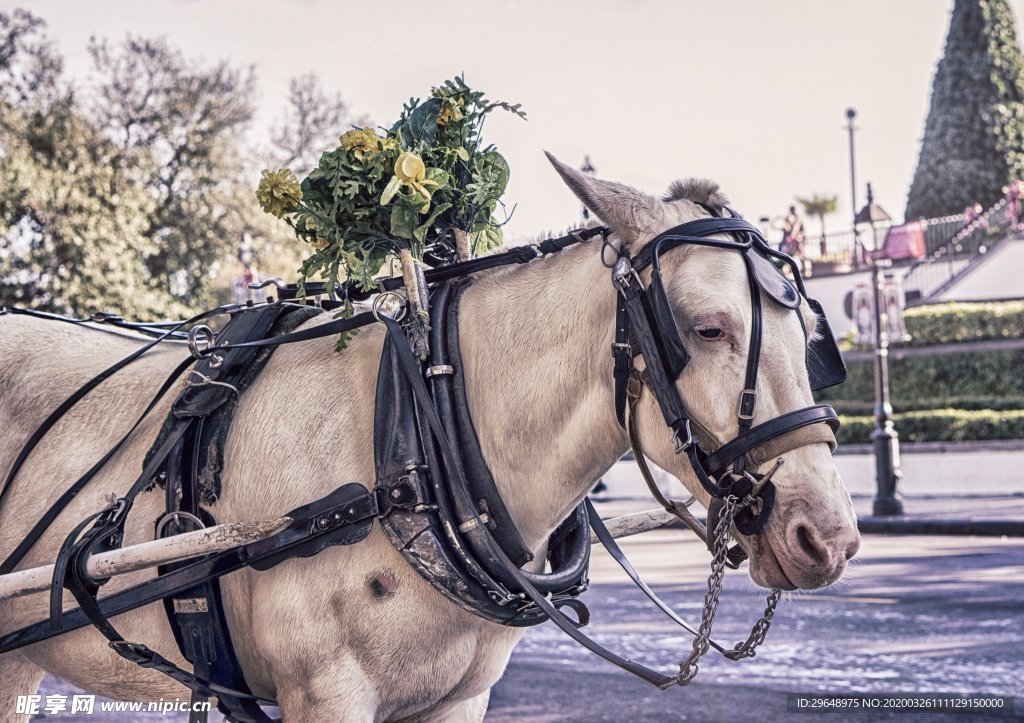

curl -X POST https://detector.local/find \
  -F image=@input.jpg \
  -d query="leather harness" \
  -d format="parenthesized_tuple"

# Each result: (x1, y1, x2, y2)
(0, 213, 848, 718)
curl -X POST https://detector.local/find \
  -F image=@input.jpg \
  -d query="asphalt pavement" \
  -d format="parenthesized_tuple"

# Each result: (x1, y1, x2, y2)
(488, 529, 1024, 723)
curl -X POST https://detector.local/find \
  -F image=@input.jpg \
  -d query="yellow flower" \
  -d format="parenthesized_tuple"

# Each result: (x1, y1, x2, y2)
(380, 151, 440, 212)
(381, 135, 400, 152)
(437, 98, 464, 126)
(340, 128, 380, 161)
(256, 169, 302, 218)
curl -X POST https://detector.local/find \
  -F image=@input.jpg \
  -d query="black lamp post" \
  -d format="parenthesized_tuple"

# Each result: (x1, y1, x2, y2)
(845, 108, 862, 270)
(580, 155, 597, 220)
(855, 184, 904, 516)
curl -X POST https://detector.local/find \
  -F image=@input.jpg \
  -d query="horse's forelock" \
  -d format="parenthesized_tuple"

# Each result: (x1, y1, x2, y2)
(662, 178, 729, 213)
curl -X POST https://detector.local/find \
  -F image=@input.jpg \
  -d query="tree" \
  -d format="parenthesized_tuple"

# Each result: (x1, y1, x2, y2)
(87, 35, 258, 305)
(0, 11, 172, 317)
(905, 0, 1024, 219)
(0, 9, 364, 318)
(270, 73, 367, 175)
(796, 193, 838, 255)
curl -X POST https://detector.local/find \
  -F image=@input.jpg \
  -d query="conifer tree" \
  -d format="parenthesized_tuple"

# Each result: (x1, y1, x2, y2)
(905, 0, 1024, 219)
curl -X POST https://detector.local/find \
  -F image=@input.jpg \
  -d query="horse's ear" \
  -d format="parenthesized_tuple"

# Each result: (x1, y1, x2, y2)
(545, 151, 665, 244)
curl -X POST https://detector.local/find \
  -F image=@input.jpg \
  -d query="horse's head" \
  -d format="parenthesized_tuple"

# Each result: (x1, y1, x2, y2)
(548, 154, 860, 591)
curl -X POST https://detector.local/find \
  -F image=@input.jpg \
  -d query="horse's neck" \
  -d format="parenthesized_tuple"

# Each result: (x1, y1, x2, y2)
(458, 239, 627, 549)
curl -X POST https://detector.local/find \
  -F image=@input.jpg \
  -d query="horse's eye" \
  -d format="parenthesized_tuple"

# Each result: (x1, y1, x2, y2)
(696, 327, 723, 340)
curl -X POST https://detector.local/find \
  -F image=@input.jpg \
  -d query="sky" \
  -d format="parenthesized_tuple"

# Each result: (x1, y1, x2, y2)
(6, 0, 1024, 241)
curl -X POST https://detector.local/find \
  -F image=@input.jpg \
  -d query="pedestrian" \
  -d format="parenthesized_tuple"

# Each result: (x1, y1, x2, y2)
(1003, 180, 1023, 231)
(781, 205, 811, 276)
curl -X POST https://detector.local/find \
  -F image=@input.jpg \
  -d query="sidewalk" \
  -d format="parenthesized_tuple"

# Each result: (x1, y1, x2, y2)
(596, 446, 1024, 536)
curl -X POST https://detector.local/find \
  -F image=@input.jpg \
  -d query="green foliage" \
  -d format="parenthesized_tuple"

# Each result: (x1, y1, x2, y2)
(840, 301, 1024, 350)
(900, 300, 1024, 345)
(816, 348, 1024, 406)
(265, 76, 525, 295)
(823, 301, 1024, 440)
(830, 396, 1024, 416)
(837, 409, 1024, 444)
(906, 0, 1024, 218)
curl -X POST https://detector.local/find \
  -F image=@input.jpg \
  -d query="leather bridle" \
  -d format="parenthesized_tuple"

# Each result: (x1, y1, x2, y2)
(609, 213, 843, 536)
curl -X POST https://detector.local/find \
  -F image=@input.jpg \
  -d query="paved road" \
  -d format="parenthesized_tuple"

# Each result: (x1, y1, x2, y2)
(487, 530, 1024, 722)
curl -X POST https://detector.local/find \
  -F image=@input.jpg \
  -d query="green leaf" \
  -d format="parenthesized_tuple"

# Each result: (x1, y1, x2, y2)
(414, 202, 452, 242)
(472, 222, 503, 253)
(390, 203, 418, 240)
(408, 97, 443, 147)
(477, 150, 510, 195)
(424, 167, 449, 188)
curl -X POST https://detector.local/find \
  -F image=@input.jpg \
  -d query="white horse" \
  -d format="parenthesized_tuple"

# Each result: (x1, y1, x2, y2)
(0, 155, 860, 721)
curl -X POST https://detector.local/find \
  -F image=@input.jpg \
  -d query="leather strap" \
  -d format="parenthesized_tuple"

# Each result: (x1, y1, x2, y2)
(0, 304, 238, 516)
(704, 405, 839, 476)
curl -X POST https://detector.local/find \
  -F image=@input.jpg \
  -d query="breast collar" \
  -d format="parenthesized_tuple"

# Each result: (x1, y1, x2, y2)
(608, 210, 844, 534)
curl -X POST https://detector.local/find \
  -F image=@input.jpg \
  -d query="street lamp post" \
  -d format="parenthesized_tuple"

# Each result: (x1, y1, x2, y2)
(580, 155, 597, 220)
(845, 108, 861, 270)
(855, 184, 904, 516)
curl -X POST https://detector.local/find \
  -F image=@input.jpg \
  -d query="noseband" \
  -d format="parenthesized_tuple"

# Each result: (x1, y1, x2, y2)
(609, 212, 844, 535)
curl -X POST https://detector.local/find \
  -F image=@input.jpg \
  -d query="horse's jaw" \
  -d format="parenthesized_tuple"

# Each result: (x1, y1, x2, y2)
(739, 459, 861, 591)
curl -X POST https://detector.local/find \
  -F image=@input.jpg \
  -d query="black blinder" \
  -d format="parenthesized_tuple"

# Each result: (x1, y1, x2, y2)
(647, 269, 690, 379)
(742, 244, 846, 391)
(806, 297, 847, 391)
(744, 247, 801, 310)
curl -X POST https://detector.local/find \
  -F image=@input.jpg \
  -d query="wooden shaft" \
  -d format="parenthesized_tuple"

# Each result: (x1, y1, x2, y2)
(1, 507, 682, 602)
(0, 517, 291, 601)
(589, 507, 681, 543)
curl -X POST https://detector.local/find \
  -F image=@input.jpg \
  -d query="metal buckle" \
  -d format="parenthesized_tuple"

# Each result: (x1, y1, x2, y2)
(155, 510, 206, 538)
(672, 420, 697, 454)
(610, 341, 632, 358)
(611, 257, 640, 294)
(109, 640, 154, 665)
(737, 388, 757, 421)
(425, 364, 455, 378)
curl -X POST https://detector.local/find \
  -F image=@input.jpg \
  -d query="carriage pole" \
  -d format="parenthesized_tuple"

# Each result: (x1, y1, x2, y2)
(0, 508, 683, 602)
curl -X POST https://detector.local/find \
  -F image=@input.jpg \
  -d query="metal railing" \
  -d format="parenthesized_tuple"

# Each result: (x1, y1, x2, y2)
(901, 199, 1013, 306)
(787, 213, 967, 274)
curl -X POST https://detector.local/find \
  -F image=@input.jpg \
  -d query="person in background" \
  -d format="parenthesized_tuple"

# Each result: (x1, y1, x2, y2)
(781, 205, 811, 276)
(1003, 180, 1023, 231)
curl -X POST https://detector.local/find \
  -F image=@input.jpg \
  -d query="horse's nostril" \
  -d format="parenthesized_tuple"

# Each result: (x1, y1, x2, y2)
(795, 524, 827, 566)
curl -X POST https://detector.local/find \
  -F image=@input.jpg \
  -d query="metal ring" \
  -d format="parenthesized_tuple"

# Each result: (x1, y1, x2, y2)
(155, 511, 205, 538)
(372, 292, 407, 323)
(186, 325, 215, 360)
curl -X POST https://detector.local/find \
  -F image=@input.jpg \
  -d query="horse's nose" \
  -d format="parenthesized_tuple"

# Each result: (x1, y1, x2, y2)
(788, 520, 860, 572)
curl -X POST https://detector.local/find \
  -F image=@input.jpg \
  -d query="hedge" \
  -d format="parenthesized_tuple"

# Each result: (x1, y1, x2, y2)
(837, 409, 1024, 445)
(842, 301, 1024, 350)
(815, 349, 1024, 405)
(900, 301, 1024, 347)
(829, 396, 1024, 416)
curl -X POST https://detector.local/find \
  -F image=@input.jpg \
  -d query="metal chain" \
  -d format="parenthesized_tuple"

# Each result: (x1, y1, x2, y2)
(671, 494, 738, 686)
(721, 588, 783, 661)
(669, 494, 784, 685)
